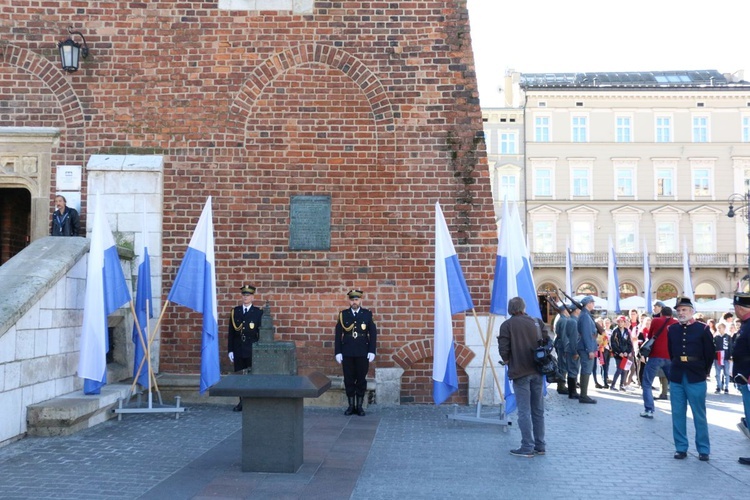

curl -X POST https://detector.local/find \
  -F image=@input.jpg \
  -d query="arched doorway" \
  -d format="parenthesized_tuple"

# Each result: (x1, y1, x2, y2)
(0, 188, 31, 264)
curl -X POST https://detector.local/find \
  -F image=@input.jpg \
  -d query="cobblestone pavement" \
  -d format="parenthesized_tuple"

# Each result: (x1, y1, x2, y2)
(0, 385, 749, 499)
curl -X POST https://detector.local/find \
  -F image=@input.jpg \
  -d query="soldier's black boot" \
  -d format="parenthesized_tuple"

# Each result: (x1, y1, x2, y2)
(556, 380, 568, 395)
(344, 396, 355, 415)
(579, 375, 597, 404)
(355, 395, 366, 416)
(233, 399, 242, 412)
(567, 377, 579, 399)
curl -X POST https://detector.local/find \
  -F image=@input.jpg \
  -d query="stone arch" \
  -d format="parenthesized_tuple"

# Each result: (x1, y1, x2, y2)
(0, 44, 86, 142)
(392, 338, 475, 371)
(228, 43, 395, 134)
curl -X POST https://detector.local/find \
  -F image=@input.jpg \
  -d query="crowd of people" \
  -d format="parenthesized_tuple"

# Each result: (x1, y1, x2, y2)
(500, 291, 750, 464)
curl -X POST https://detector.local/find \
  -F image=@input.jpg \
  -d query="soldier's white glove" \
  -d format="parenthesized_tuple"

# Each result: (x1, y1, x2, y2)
(335, 353, 342, 364)
(367, 353, 375, 362)
(228, 352, 234, 363)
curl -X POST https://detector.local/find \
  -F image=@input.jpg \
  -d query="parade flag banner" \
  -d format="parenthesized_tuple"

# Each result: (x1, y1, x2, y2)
(79, 193, 131, 395)
(167, 197, 220, 394)
(132, 212, 153, 388)
(504, 365, 517, 414)
(433, 202, 474, 405)
(490, 199, 541, 318)
(683, 239, 694, 300)
(643, 238, 653, 315)
(607, 235, 620, 313)
(565, 238, 573, 296)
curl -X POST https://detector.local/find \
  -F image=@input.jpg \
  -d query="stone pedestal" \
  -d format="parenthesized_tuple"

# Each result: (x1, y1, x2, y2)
(209, 372, 330, 473)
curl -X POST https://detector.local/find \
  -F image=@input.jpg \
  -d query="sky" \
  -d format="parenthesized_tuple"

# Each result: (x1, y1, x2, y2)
(467, 0, 750, 107)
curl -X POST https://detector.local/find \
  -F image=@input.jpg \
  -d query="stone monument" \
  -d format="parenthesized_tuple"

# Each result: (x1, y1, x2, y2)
(210, 303, 330, 473)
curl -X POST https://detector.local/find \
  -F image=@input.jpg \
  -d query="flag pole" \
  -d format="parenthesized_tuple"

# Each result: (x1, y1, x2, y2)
(470, 310, 502, 400)
(128, 299, 169, 399)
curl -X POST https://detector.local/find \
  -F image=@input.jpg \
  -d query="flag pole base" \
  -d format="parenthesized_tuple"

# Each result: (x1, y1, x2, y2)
(445, 403, 511, 431)
(113, 394, 185, 420)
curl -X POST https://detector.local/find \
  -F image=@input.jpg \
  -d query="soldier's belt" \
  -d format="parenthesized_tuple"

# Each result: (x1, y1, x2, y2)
(673, 356, 701, 362)
(345, 331, 369, 339)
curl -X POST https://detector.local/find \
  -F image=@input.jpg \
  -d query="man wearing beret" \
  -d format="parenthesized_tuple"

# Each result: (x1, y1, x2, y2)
(565, 302, 582, 400)
(551, 301, 570, 395)
(667, 296, 714, 461)
(227, 285, 263, 411)
(334, 290, 377, 416)
(731, 292, 750, 465)
(576, 295, 598, 404)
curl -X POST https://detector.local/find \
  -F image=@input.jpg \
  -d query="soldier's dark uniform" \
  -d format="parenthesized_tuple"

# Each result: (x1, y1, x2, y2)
(227, 285, 263, 411)
(335, 290, 377, 416)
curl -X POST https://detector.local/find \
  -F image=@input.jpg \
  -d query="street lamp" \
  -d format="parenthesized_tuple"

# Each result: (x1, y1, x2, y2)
(727, 185, 750, 289)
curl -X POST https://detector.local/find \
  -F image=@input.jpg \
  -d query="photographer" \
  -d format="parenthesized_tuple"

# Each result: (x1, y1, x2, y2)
(498, 296, 548, 458)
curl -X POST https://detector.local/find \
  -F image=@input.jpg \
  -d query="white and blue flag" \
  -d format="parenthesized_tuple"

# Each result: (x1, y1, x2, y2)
(132, 212, 153, 389)
(167, 197, 220, 394)
(433, 202, 474, 405)
(490, 199, 541, 318)
(79, 193, 131, 395)
(607, 235, 620, 313)
(504, 365, 517, 414)
(643, 238, 652, 315)
(683, 239, 694, 300)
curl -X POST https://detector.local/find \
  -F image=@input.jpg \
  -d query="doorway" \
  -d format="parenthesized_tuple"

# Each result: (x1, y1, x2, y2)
(0, 188, 31, 264)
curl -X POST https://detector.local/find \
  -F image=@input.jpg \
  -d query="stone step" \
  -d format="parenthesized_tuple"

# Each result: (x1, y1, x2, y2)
(26, 383, 133, 437)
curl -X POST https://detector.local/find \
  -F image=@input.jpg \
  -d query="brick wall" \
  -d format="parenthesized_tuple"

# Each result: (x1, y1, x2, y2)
(1, 1, 496, 402)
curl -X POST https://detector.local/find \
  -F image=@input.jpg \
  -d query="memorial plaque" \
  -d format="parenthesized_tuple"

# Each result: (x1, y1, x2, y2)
(289, 195, 331, 250)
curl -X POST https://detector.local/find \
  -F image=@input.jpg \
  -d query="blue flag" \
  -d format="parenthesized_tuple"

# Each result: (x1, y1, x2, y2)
(132, 216, 153, 388)
(433, 202, 474, 405)
(79, 193, 131, 395)
(490, 199, 541, 318)
(607, 235, 620, 313)
(167, 197, 220, 394)
(643, 238, 652, 315)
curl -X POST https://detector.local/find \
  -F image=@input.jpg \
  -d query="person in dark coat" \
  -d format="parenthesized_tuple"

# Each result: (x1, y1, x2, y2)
(731, 293, 750, 465)
(667, 296, 714, 461)
(227, 284, 263, 411)
(334, 289, 377, 416)
(50, 195, 80, 236)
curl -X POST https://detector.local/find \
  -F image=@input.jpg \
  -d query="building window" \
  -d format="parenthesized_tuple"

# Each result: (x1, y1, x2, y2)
(534, 168, 552, 196)
(692, 116, 709, 143)
(743, 116, 750, 143)
(693, 221, 715, 253)
(656, 283, 678, 300)
(620, 282, 637, 298)
(576, 282, 598, 296)
(483, 127, 492, 155)
(656, 221, 677, 253)
(616, 169, 634, 196)
(615, 116, 632, 143)
(616, 221, 637, 253)
(656, 168, 674, 196)
(535, 116, 550, 142)
(498, 173, 518, 201)
(572, 168, 590, 196)
(499, 132, 518, 154)
(693, 168, 711, 197)
(655, 116, 672, 143)
(571, 220, 593, 252)
(533, 220, 554, 253)
(572, 115, 588, 142)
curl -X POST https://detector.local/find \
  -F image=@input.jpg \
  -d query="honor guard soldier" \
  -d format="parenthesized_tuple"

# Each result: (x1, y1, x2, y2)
(227, 285, 263, 411)
(334, 289, 377, 416)
(667, 296, 714, 461)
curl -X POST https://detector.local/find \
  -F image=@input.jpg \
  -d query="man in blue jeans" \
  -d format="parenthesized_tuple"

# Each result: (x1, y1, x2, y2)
(667, 297, 714, 461)
(640, 307, 676, 418)
(498, 297, 547, 458)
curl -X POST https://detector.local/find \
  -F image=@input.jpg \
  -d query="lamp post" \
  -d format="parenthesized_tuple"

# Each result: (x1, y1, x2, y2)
(727, 186, 750, 288)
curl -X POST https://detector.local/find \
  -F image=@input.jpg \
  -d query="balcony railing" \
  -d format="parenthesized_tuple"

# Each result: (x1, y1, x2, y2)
(530, 252, 747, 269)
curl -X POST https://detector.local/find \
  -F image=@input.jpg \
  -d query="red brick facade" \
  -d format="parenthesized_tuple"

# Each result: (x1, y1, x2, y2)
(2, 1, 496, 401)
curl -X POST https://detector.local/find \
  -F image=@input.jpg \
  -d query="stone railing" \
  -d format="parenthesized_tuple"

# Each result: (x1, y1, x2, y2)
(530, 251, 746, 268)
